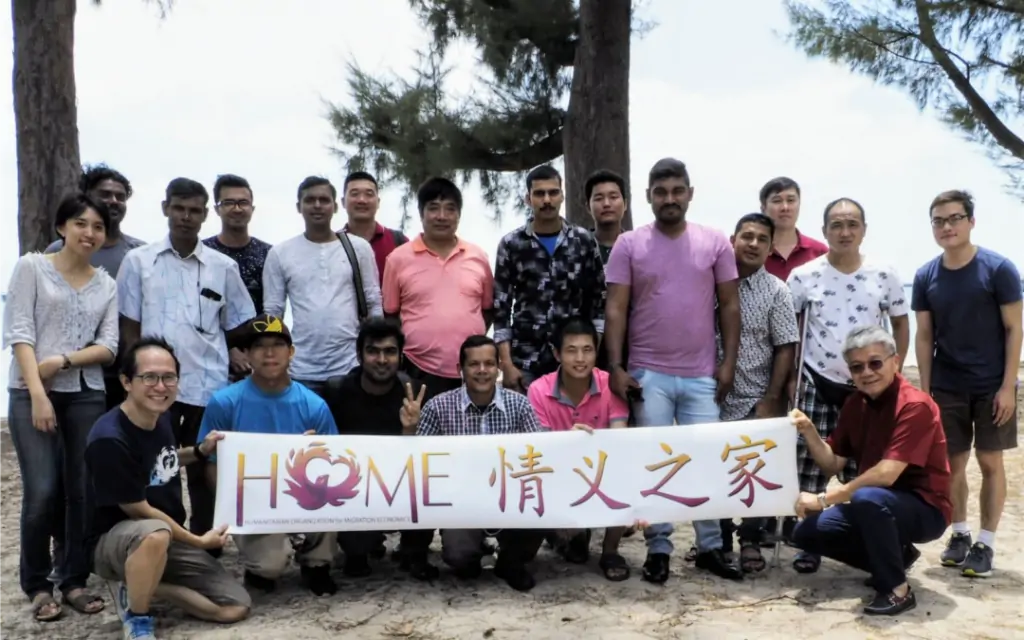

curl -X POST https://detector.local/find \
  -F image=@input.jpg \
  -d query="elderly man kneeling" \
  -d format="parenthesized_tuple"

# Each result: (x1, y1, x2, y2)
(789, 325, 951, 616)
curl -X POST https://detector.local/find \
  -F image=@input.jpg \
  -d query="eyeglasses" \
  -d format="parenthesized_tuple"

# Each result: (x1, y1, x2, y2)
(930, 213, 969, 228)
(217, 199, 252, 210)
(848, 356, 891, 376)
(135, 373, 179, 387)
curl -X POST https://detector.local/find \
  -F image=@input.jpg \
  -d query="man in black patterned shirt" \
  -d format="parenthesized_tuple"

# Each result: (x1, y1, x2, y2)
(493, 165, 607, 392)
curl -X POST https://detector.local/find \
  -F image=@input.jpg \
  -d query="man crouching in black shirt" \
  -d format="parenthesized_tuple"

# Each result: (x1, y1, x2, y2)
(86, 337, 250, 639)
(327, 317, 439, 581)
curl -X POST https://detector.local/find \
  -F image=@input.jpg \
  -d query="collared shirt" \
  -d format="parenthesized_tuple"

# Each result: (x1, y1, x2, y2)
(493, 220, 606, 375)
(262, 234, 383, 381)
(716, 267, 800, 421)
(829, 374, 952, 525)
(117, 237, 255, 406)
(416, 385, 542, 436)
(764, 230, 828, 282)
(4, 254, 118, 393)
(382, 235, 493, 379)
(527, 368, 629, 431)
(202, 236, 273, 313)
(343, 223, 408, 285)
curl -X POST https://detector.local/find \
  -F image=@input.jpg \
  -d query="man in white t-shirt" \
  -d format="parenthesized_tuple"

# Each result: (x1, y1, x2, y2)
(786, 197, 910, 574)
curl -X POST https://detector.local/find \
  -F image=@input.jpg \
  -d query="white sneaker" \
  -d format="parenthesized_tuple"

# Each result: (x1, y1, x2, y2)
(107, 579, 129, 623)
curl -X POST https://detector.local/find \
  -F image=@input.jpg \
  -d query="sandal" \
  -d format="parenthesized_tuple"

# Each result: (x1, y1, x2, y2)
(598, 552, 631, 581)
(560, 530, 591, 564)
(684, 545, 698, 562)
(792, 550, 821, 574)
(739, 542, 766, 573)
(31, 592, 63, 622)
(61, 588, 105, 615)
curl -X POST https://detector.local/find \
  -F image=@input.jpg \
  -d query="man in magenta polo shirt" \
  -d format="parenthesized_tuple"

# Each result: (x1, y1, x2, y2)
(527, 318, 631, 581)
(759, 177, 827, 281)
(341, 171, 408, 284)
(604, 157, 743, 584)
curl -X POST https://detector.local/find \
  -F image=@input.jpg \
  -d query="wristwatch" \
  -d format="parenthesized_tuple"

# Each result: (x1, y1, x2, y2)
(60, 354, 72, 370)
(817, 492, 829, 509)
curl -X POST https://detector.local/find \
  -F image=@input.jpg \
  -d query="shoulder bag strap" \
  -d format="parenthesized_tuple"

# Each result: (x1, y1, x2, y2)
(336, 231, 368, 321)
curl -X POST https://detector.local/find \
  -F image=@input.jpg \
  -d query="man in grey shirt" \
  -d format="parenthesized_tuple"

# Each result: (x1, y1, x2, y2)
(45, 164, 145, 411)
(263, 176, 381, 399)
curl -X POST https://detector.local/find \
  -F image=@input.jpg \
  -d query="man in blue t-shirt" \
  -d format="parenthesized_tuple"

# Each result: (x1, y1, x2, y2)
(197, 314, 339, 595)
(86, 337, 250, 640)
(912, 190, 1022, 579)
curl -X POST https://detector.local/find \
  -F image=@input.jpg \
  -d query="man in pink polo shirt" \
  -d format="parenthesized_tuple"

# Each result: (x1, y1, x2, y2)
(527, 318, 631, 581)
(382, 177, 494, 401)
(759, 177, 827, 281)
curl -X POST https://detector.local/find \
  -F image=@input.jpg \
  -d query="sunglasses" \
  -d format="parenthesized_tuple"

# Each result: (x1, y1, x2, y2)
(848, 357, 889, 375)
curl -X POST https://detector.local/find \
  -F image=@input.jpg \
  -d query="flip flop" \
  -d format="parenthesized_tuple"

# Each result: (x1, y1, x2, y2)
(793, 550, 821, 574)
(598, 552, 631, 581)
(31, 592, 62, 622)
(739, 542, 766, 573)
(61, 589, 105, 615)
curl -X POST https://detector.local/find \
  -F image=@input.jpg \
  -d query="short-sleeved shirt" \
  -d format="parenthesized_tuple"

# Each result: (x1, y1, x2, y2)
(788, 255, 908, 384)
(764, 231, 827, 282)
(527, 368, 629, 431)
(202, 236, 273, 314)
(911, 248, 1022, 394)
(196, 378, 338, 462)
(828, 374, 952, 524)
(117, 237, 257, 406)
(717, 267, 801, 420)
(329, 367, 423, 435)
(417, 386, 542, 436)
(45, 233, 146, 277)
(344, 223, 408, 286)
(382, 236, 493, 379)
(85, 408, 186, 547)
(605, 222, 738, 378)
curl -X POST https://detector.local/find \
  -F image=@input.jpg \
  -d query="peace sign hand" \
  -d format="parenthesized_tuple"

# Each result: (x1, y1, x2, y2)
(400, 382, 427, 433)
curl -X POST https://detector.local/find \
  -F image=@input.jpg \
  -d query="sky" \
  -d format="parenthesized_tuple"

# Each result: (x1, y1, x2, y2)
(1, 0, 1023, 410)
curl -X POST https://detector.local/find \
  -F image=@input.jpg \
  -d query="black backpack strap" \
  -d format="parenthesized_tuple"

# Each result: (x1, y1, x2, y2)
(336, 231, 368, 321)
(392, 228, 409, 246)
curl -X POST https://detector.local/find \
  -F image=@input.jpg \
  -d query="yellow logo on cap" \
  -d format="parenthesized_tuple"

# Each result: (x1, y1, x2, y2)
(252, 316, 284, 334)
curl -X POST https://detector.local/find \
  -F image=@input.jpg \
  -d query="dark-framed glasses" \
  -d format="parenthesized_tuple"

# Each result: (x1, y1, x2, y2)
(135, 373, 179, 387)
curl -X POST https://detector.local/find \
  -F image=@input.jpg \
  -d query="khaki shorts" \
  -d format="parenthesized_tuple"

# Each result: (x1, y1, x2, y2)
(932, 388, 1019, 455)
(93, 519, 250, 608)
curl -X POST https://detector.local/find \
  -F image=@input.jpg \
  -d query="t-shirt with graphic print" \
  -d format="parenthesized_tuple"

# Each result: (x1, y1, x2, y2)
(788, 255, 908, 385)
(203, 235, 273, 313)
(85, 408, 186, 549)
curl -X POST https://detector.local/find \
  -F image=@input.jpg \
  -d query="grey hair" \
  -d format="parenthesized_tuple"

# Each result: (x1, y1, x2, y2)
(843, 325, 897, 358)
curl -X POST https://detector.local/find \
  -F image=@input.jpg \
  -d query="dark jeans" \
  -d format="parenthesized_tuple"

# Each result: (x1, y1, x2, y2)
(169, 402, 213, 536)
(337, 530, 435, 559)
(8, 388, 105, 596)
(403, 360, 462, 404)
(791, 487, 947, 592)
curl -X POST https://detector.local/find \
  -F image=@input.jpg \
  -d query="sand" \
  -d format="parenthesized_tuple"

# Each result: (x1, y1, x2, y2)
(2, 367, 1022, 639)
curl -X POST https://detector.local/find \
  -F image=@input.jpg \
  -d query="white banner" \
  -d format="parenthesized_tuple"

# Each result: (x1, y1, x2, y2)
(212, 418, 799, 535)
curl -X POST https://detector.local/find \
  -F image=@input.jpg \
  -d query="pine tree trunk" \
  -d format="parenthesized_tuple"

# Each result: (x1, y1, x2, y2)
(12, 0, 82, 255)
(562, 0, 632, 231)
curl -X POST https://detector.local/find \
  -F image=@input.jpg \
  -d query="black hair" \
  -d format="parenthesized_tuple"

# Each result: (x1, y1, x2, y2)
(648, 158, 690, 187)
(551, 317, 599, 351)
(80, 164, 132, 199)
(929, 189, 975, 219)
(584, 169, 627, 201)
(356, 316, 406, 357)
(54, 193, 111, 238)
(417, 176, 463, 214)
(526, 165, 562, 191)
(344, 171, 379, 192)
(734, 212, 776, 240)
(822, 197, 866, 225)
(213, 174, 252, 203)
(164, 177, 209, 205)
(120, 336, 181, 379)
(758, 177, 801, 206)
(459, 335, 498, 367)
(296, 176, 337, 202)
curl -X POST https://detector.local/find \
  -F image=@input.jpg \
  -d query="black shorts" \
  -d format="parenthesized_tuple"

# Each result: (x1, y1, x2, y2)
(932, 388, 1018, 455)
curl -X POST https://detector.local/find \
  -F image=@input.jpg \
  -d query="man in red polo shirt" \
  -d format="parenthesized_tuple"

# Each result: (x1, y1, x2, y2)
(789, 325, 951, 616)
(342, 171, 408, 283)
(527, 318, 632, 581)
(759, 177, 827, 281)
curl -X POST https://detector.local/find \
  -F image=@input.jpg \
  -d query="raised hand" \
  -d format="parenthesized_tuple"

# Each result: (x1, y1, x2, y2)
(400, 382, 428, 431)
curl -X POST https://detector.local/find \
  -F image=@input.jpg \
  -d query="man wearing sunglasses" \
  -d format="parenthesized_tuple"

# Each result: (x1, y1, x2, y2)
(789, 325, 951, 616)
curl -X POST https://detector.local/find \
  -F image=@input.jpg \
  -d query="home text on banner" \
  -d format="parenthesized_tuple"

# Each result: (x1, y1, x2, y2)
(212, 418, 799, 535)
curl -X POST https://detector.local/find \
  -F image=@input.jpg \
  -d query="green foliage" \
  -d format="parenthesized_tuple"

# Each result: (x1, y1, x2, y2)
(785, 0, 1024, 195)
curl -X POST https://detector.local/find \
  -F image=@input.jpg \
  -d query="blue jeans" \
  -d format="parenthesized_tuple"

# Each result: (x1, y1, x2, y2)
(8, 388, 106, 596)
(632, 370, 722, 555)
(791, 487, 947, 592)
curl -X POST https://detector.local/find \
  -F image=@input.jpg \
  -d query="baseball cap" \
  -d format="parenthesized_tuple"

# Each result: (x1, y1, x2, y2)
(239, 314, 292, 349)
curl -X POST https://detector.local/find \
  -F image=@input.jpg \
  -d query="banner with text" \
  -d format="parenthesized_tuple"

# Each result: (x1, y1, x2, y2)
(213, 418, 799, 534)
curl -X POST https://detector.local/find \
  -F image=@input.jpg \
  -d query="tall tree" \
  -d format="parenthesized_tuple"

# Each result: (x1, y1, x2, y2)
(785, 0, 1024, 194)
(11, 0, 168, 255)
(328, 0, 640, 230)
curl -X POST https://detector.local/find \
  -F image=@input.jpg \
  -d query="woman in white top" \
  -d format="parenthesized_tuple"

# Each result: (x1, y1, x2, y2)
(3, 194, 118, 622)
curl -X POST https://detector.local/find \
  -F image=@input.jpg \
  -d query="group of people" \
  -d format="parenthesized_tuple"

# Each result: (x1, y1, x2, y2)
(2, 158, 1020, 638)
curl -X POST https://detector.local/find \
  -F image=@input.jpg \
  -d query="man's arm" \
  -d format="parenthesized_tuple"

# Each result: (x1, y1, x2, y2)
(381, 251, 402, 322)
(885, 266, 910, 370)
(823, 460, 908, 506)
(716, 280, 741, 371)
(481, 256, 496, 332)
(604, 284, 631, 371)
(116, 252, 143, 353)
(796, 416, 848, 478)
(914, 311, 934, 392)
(356, 239, 384, 317)
(261, 247, 286, 318)
(890, 315, 910, 372)
(766, 287, 800, 407)
(586, 236, 607, 336)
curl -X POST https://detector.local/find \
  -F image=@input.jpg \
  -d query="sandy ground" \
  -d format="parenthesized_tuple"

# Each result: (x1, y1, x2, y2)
(1, 367, 1022, 640)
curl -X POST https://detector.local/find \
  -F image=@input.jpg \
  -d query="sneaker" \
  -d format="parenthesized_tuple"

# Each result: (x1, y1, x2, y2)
(106, 580, 129, 623)
(863, 587, 917, 616)
(961, 542, 994, 578)
(940, 532, 972, 566)
(122, 614, 156, 639)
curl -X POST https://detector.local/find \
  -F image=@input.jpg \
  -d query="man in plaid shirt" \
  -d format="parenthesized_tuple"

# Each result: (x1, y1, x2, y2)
(413, 335, 547, 591)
